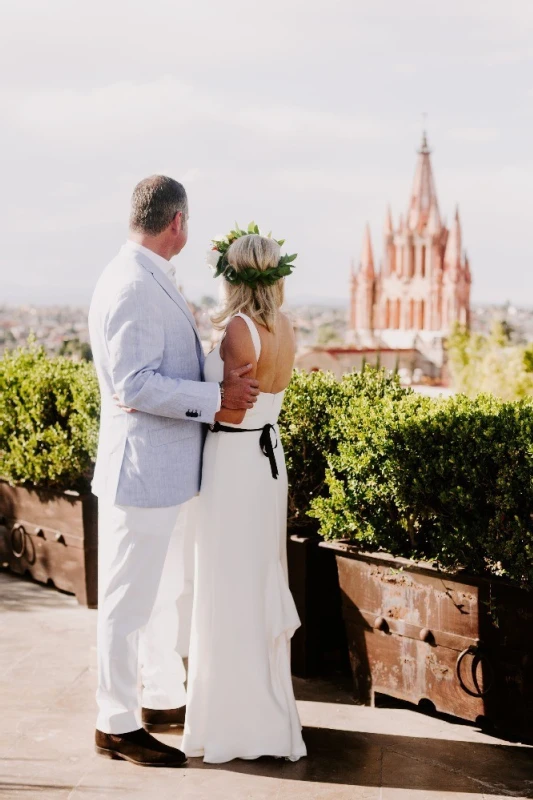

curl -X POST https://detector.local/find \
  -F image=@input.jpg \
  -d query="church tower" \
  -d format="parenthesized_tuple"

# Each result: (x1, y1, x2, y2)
(349, 224, 375, 342)
(347, 133, 471, 347)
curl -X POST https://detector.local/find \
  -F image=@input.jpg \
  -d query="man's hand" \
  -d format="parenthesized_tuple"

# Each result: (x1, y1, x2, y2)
(113, 393, 137, 413)
(222, 364, 260, 410)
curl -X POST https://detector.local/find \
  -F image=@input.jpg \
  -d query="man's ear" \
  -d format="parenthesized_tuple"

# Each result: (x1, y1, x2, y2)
(171, 211, 182, 234)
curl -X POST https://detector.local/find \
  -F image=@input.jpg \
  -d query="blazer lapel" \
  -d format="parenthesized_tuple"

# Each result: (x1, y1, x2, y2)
(137, 254, 203, 349)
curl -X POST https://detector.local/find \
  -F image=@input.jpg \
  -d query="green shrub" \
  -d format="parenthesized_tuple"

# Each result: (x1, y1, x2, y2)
(279, 369, 342, 531)
(309, 387, 533, 586)
(0, 343, 100, 494)
(447, 321, 533, 400)
(279, 366, 408, 531)
(3, 346, 533, 587)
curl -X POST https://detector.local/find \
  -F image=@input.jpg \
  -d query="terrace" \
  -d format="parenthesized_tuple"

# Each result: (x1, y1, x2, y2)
(1, 571, 531, 800)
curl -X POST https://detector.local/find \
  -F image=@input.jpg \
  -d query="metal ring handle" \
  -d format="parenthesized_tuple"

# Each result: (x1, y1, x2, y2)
(456, 644, 495, 698)
(10, 524, 27, 559)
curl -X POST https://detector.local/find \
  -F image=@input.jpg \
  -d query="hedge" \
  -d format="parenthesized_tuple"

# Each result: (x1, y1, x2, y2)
(0, 343, 99, 494)
(278, 367, 408, 530)
(1, 345, 532, 586)
(298, 373, 533, 586)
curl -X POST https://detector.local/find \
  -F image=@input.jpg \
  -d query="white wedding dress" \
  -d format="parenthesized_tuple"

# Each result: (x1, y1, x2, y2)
(182, 313, 307, 764)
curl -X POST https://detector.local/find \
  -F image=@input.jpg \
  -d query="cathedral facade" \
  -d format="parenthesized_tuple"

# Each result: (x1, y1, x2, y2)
(347, 134, 472, 350)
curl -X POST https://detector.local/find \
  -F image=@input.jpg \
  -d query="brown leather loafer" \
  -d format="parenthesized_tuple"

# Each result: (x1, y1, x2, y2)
(95, 728, 188, 767)
(142, 706, 186, 732)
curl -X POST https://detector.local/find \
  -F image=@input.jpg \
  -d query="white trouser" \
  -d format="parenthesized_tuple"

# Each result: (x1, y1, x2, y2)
(96, 501, 188, 734)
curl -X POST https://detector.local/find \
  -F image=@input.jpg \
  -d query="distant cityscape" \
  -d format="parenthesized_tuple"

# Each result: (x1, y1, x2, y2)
(1, 301, 532, 361)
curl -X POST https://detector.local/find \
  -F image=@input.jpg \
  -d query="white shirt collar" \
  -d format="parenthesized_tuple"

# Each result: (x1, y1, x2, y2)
(124, 240, 177, 284)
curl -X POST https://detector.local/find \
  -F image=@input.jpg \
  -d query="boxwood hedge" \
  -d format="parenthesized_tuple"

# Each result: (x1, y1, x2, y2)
(2, 346, 532, 586)
(0, 343, 99, 494)
(282, 368, 533, 586)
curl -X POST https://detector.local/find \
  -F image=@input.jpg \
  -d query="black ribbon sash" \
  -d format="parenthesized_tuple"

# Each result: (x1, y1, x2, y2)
(210, 422, 279, 479)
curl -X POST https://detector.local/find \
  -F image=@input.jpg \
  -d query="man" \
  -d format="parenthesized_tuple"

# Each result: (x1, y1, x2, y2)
(89, 176, 259, 767)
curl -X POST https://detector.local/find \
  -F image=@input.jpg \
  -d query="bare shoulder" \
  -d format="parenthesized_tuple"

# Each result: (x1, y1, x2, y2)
(221, 316, 257, 363)
(225, 315, 250, 338)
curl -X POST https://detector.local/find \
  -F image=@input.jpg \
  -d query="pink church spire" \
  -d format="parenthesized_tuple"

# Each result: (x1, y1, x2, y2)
(407, 131, 441, 233)
(427, 200, 441, 235)
(384, 206, 393, 236)
(360, 223, 375, 278)
(464, 251, 472, 283)
(445, 206, 462, 267)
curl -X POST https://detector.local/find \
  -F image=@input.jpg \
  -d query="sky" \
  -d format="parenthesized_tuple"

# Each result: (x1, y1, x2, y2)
(1, 0, 532, 307)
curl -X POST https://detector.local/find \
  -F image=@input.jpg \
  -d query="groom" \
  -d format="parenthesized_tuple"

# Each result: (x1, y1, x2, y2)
(89, 175, 259, 767)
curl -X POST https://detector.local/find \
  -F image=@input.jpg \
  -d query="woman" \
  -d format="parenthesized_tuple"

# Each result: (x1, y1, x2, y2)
(182, 234, 307, 763)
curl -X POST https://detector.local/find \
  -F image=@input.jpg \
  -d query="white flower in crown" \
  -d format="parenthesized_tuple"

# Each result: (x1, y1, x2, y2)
(206, 249, 221, 271)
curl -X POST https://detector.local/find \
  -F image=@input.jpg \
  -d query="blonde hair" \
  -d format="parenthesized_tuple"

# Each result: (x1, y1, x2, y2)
(211, 234, 284, 333)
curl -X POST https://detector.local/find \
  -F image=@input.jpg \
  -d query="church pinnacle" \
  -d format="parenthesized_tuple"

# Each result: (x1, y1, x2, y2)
(360, 223, 375, 278)
(407, 131, 440, 233)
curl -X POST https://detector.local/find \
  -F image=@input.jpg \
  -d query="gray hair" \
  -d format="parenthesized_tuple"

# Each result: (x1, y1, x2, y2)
(129, 175, 188, 235)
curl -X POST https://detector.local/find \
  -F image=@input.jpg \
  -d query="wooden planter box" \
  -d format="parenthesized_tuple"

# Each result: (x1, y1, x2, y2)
(321, 541, 533, 736)
(0, 480, 98, 607)
(287, 533, 347, 678)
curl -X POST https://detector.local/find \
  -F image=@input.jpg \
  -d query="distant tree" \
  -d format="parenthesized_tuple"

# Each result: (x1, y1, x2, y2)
(522, 342, 533, 374)
(447, 322, 533, 400)
(79, 342, 93, 362)
(500, 319, 514, 342)
(59, 338, 93, 362)
(316, 324, 341, 346)
(200, 295, 217, 309)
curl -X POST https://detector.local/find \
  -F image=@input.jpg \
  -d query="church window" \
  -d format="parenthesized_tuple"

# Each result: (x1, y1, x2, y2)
(394, 298, 401, 329)
(419, 300, 425, 329)
(385, 299, 391, 328)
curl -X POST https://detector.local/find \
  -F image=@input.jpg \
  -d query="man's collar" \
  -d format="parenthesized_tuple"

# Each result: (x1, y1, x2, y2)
(124, 240, 175, 280)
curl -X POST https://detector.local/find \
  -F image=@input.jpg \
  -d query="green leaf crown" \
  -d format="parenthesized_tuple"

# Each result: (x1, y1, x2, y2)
(209, 221, 297, 289)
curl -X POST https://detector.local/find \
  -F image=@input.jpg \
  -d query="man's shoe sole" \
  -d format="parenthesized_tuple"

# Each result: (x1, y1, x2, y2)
(95, 745, 188, 767)
(143, 721, 184, 733)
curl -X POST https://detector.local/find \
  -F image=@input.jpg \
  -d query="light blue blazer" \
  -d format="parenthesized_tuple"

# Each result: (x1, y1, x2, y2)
(89, 244, 220, 508)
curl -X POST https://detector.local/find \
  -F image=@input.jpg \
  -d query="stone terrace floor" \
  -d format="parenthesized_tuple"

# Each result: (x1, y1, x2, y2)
(1, 570, 532, 800)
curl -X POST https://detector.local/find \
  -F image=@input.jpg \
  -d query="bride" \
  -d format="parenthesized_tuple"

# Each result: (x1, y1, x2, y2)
(182, 232, 307, 763)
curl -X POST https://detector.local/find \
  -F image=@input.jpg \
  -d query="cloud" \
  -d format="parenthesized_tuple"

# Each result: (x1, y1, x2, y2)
(234, 107, 384, 141)
(6, 77, 212, 148)
(448, 127, 501, 143)
(3, 75, 386, 158)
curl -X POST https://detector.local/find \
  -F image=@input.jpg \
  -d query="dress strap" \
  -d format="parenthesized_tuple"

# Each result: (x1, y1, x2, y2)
(233, 313, 262, 361)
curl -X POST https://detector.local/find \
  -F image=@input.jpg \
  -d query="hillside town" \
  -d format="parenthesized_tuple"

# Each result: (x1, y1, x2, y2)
(1, 299, 532, 361)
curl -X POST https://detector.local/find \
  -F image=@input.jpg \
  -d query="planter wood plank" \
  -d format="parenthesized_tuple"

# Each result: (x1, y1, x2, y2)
(0, 480, 98, 607)
(322, 541, 533, 736)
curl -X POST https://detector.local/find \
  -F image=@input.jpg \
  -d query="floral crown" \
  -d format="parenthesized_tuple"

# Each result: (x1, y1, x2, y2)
(206, 222, 297, 289)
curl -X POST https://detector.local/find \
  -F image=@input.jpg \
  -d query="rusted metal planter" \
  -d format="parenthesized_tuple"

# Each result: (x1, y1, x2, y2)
(321, 541, 533, 736)
(287, 533, 346, 678)
(0, 479, 98, 607)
